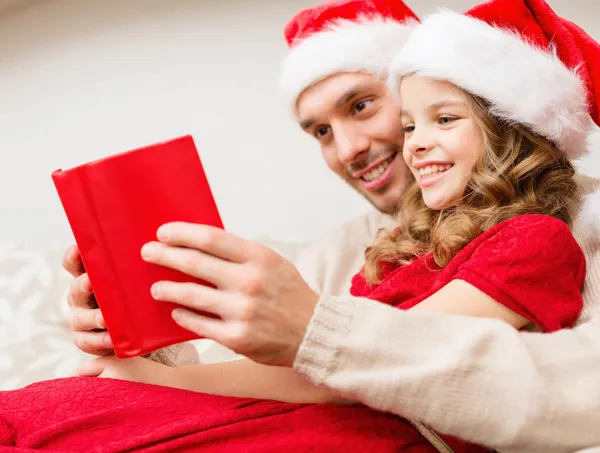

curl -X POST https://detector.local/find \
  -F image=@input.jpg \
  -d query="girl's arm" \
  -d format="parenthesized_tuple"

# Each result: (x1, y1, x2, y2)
(409, 280, 530, 328)
(170, 359, 352, 404)
(78, 351, 351, 404)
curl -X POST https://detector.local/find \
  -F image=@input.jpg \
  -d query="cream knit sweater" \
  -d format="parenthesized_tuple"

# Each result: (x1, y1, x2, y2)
(293, 174, 600, 453)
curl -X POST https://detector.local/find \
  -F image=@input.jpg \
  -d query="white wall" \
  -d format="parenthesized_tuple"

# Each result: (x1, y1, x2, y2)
(1, 0, 599, 248)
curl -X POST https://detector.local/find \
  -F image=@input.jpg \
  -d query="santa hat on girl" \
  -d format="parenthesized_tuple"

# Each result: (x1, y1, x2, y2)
(280, 0, 419, 111)
(387, 0, 600, 227)
(388, 0, 600, 160)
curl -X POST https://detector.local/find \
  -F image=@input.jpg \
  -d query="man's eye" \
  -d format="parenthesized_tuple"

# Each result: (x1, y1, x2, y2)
(354, 100, 372, 113)
(316, 126, 330, 137)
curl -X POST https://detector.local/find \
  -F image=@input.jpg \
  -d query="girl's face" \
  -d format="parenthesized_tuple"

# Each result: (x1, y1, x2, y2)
(400, 75, 483, 210)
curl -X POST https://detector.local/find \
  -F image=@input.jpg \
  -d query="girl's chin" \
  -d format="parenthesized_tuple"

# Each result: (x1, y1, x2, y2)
(423, 197, 458, 211)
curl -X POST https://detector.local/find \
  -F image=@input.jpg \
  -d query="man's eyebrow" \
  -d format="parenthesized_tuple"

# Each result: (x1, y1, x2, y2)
(335, 83, 373, 108)
(300, 118, 314, 130)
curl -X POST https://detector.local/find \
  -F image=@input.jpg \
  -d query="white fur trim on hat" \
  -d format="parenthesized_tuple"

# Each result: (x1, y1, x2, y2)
(579, 187, 600, 233)
(280, 16, 416, 112)
(387, 10, 592, 158)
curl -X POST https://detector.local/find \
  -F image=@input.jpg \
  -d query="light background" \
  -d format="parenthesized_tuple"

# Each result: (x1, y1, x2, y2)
(1, 0, 598, 247)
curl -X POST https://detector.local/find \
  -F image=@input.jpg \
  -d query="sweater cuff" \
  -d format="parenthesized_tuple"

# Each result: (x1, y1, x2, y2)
(294, 293, 356, 385)
(146, 341, 200, 367)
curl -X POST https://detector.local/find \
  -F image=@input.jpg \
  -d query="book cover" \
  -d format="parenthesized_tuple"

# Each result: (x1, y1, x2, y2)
(52, 135, 224, 358)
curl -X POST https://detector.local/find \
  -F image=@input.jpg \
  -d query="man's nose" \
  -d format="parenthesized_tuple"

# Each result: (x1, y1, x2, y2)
(333, 123, 370, 164)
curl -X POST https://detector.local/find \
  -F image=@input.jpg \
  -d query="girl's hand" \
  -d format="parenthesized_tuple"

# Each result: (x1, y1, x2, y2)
(77, 356, 176, 388)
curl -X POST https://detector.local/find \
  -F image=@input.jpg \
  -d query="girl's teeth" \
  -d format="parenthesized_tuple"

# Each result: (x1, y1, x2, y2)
(418, 164, 453, 178)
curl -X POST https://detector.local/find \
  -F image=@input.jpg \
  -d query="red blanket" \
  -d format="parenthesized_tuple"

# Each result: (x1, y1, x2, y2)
(0, 377, 485, 452)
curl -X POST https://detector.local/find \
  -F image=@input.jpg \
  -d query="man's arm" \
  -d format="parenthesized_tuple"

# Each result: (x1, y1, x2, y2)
(296, 294, 600, 453)
(294, 224, 600, 453)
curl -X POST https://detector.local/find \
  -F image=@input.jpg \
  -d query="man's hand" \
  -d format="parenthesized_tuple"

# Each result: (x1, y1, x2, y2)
(141, 223, 319, 367)
(62, 245, 114, 356)
(78, 356, 174, 387)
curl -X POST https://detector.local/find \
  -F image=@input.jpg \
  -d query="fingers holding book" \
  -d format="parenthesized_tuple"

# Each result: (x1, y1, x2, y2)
(141, 240, 234, 289)
(150, 281, 232, 318)
(70, 330, 114, 357)
(66, 300, 113, 356)
(66, 273, 95, 308)
(63, 245, 114, 356)
(153, 222, 259, 264)
(142, 224, 320, 367)
(66, 305, 105, 331)
(62, 244, 85, 277)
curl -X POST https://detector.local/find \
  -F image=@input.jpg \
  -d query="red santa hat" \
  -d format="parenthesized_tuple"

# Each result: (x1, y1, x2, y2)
(280, 0, 419, 111)
(387, 0, 600, 160)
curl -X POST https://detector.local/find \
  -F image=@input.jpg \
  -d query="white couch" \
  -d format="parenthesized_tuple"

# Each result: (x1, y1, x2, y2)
(0, 239, 305, 391)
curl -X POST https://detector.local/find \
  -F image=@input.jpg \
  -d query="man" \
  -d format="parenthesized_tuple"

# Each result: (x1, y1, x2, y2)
(64, 0, 418, 367)
(64, 0, 600, 452)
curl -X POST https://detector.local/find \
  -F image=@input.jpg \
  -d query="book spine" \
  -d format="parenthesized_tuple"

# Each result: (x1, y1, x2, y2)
(52, 168, 142, 358)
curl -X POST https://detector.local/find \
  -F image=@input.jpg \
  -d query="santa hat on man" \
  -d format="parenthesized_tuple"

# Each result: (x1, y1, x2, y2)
(279, 0, 419, 111)
(387, 0, 600, 224)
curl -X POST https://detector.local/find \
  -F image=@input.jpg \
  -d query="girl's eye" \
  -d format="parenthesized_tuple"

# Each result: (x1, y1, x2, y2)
(402, 125, 415, 135)
(439, 116, 458, 124)
(354, 99, 373, 113)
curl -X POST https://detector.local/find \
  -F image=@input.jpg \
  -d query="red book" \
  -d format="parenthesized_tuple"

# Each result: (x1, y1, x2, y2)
(51, 135, 223, 358)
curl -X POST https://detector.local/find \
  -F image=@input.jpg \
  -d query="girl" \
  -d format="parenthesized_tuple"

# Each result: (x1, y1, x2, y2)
(2, 0, 599, 452)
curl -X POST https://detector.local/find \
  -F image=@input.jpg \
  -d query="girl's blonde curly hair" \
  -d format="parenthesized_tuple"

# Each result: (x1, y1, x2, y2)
(363, 89, 579, 284)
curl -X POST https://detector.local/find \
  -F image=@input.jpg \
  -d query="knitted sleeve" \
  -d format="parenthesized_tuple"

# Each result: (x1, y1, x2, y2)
(294, 221, 600, 452)
(145, 342, 200, 366)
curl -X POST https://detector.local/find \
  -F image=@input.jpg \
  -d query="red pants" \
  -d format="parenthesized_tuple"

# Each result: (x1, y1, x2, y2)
(0, 377, 485, 452)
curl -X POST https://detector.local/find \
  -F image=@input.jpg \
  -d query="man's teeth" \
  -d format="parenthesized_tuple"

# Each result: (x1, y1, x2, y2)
(362, 159, 393, 182)
(418, 164, 453, 178)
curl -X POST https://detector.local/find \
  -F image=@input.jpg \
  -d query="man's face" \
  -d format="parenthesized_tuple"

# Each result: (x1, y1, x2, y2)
(296, 72, 412, 214)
